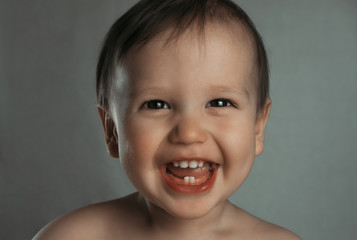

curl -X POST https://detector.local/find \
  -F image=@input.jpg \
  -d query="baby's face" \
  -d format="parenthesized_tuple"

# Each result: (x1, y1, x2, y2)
(109, 24, 269, 219)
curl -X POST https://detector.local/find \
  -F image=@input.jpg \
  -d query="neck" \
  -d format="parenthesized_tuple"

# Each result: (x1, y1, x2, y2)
(136, 193, 232, 237)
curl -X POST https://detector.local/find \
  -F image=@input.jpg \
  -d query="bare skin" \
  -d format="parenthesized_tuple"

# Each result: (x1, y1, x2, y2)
(34, 23, 302, 240)
(34, 192, 301, 240)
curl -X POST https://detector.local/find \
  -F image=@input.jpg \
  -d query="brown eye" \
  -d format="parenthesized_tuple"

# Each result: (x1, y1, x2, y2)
(143, 100, 170, 109)
(206, 98, 232, 108)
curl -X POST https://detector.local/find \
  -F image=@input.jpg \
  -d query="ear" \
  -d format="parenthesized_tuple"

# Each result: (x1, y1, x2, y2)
(255, 98, 272, 157)
(97, 106, 119, 158)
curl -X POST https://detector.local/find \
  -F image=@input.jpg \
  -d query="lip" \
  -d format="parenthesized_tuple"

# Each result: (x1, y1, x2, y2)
(159, 159, 219, 194)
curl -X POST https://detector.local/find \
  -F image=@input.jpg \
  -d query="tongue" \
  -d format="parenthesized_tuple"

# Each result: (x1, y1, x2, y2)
(167, 162, 210, 178)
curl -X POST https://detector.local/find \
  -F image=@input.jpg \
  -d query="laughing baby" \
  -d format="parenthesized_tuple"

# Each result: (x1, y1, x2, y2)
(34, 0, 301, 239)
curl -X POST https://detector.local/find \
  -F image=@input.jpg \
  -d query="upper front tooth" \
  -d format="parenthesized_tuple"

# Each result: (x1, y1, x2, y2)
(179, 161, 188, 168)
(198, 161, 204, 167)
(173, 162, 179, 167)
(189, 161, 198, 168)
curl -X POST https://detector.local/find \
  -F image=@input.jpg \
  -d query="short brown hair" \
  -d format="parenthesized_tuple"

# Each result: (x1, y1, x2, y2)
(96, 0, 269, 112)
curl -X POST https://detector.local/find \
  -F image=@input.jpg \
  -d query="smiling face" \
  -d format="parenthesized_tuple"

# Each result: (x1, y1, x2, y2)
(100, 23, 271, 219)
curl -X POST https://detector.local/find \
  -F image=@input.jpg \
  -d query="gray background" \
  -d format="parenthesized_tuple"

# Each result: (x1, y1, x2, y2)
(1, 0, 356, 239)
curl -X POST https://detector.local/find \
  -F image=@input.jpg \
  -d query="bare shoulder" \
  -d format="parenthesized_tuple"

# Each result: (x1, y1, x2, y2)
(227, 205, 302, 240)
(253, 219, 302, 240)
(33, 193, 142, 240)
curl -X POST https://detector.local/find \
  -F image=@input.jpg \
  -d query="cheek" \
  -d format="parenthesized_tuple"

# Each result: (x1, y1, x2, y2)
(215, 117, 256, 177)
(117, 117, 164, 179)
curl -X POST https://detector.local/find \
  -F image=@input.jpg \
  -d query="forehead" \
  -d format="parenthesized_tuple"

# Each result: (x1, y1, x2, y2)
(125, 21, 255, 62)
(118, 22, 257, 97)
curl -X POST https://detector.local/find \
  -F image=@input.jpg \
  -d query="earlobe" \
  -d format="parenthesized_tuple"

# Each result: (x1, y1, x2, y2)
(255, 98, 271, 157)
(97, 107, 119, 158)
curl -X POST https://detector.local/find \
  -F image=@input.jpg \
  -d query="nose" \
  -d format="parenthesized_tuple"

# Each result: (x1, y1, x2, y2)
(168, 112, 208, 145)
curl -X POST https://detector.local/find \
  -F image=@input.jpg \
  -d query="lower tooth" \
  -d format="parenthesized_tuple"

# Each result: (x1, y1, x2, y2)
(189, 176, 195, 183)
(184, 176, 195, 184)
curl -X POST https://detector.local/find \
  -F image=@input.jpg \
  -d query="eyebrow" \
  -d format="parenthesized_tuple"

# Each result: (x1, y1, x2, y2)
(129, 84, 250, 100)
(129, 86, 166, 98)
(207, 85, 250, 100)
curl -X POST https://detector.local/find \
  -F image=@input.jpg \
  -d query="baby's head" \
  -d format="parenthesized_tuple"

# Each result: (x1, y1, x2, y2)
(97, 0, 269, 113)
(96, 0, 271, 219)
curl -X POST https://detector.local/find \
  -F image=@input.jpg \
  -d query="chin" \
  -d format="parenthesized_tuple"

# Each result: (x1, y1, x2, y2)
(172, 205, 211, 219)
(156, 192, 221, 220)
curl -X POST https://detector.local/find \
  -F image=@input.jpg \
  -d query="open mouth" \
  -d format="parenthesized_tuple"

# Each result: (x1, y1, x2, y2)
(160, 160, 219, 194)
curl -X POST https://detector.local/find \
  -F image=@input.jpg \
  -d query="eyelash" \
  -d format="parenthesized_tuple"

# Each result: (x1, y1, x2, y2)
(141, 100, 170, 109)
(205, 98, 236, 108)
(141, 98, 237, 110)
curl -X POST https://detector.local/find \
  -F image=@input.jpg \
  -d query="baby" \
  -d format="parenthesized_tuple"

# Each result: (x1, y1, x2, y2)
(34, 0, 301, 239)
